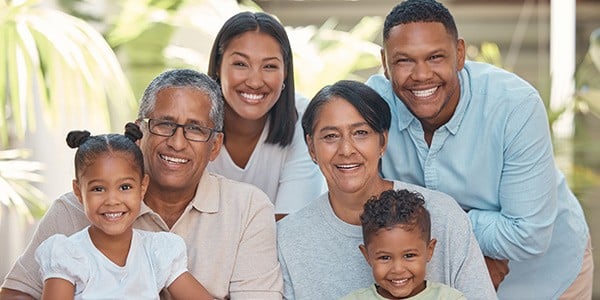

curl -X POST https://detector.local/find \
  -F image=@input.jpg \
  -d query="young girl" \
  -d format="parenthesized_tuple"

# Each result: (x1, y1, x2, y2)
(207, 11, 325, 219)
(34, 123, 213, 300)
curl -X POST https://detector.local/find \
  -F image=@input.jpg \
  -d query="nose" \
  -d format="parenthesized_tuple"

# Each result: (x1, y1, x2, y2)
(390, 259, 408, 274)
(337, 136, 357, 156)
(166, 126, 188, 151)
(411, 61, 433, 82)
(245, 68, 264, 89)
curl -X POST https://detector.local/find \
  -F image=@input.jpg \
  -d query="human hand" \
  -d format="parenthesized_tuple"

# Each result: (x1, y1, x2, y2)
(484, 256, 509, 290)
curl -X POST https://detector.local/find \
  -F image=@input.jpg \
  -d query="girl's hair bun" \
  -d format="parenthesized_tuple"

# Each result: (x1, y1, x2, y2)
(124, 122, 143, 142)
(66, 130, 91, 149)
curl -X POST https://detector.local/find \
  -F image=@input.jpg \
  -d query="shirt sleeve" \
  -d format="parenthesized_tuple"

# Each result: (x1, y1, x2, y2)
(34, 234, 88, 285)
(274, 95, 326, 214)
(229, 189, 283, 299)
(149, 232, 189, 288)
(468, 94, 557, 261)
(1, 194, 89, 299)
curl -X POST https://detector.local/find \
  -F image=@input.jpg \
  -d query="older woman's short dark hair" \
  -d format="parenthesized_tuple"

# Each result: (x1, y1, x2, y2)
(301, 80, 391, 140)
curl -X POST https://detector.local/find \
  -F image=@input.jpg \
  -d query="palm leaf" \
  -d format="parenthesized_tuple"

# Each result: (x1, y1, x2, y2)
(0, 1, 137, 147)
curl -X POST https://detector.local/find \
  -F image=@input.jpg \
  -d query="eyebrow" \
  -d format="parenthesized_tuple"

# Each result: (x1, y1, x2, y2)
(317, 121, 370, 133)
(230, 51, 282, 62)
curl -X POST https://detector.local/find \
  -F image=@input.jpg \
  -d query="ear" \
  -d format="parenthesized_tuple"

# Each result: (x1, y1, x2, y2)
(359, 244, 371, 266)
(380, 131, 389, 154)
(140, 174, 150, 199)
(380, 47, 390, 80)
(72, 179, 83, 204)
(305, 134, 317, 162)
(208, 132, 224, 161)
(426, 238, 437, 262)
(456, 38, 466, 71)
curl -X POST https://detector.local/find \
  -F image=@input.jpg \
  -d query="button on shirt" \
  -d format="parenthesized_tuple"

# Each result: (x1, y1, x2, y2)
(366, 61, 589, 299)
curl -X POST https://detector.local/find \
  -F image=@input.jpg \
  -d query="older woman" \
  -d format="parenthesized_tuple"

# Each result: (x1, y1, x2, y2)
(276, 80, 496, 300)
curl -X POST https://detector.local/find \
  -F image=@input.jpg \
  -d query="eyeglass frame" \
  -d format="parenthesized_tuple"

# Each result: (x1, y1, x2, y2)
(141, 118, 220, 142)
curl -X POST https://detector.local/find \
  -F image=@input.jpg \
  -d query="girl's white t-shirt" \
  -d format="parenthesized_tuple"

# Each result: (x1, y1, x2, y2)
(35, 227, 188, 299)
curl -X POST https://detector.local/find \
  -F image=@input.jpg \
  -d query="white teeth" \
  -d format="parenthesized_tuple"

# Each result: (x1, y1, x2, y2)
(104, 212, 124, 219)
(412, 87, 437, 98)
(337, 164, 359, 169)
(240, 92, 264, 100)
(160, 155, 188, 164)
(391, 279, 408, 285)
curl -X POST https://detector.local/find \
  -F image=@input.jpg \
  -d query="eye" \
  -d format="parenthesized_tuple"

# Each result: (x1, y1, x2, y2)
(232, 61, 248, 68)
(91, 186, 105, 192)
(154, 120, 176, 129)
(429, 54, 444, 61)
(321, 133, 340, 142)
(352, 128, 372, 140)
(395, 57, 411, 64)
(377, 255, 391, 261)
(404, 253, 418, 260)
(264, 63, 280, 70)
(120, 184, 133, 191)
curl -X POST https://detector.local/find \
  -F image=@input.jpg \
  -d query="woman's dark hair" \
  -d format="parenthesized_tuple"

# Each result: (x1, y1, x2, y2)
(360, 189, 431, 245)
(301, 80, 391, 141)
(207, 11, 297, 147)
(383, 0, 458, 42)
(67, 123, 144, 179)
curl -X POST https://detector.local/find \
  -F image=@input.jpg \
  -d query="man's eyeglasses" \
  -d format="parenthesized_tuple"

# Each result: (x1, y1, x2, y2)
(142, 118, 218, 142)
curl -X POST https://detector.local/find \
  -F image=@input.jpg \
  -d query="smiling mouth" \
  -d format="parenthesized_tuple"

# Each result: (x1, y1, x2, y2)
(411, 87, 437, 98)
(240, 92, 265, 101)
(336, 163, 360, 170)
(390, 278, 409, 286)
(103, 212, 125, 220)
(160, 154, 188, 164)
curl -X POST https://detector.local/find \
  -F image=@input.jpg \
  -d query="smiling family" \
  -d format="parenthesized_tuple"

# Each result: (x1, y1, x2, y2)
(0, 0, 592, 300)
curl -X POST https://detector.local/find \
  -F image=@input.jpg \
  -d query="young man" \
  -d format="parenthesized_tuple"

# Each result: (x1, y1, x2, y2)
(366, 0, 592, 299)
(1, 69, 283, 300)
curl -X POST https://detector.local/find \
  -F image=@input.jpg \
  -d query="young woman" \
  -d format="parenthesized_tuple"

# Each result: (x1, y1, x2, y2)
(207, 12, 325, 219)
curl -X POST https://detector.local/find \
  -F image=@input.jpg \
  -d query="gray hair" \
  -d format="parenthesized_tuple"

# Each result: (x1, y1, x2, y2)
(137, 69, 224, 131)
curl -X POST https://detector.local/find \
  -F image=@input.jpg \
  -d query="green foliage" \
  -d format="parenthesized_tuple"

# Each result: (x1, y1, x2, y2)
(0, 0, 136, 219)
(0, 0, 137, 146)
(290, 17, 383, 98)
(0, 149, 46, 222)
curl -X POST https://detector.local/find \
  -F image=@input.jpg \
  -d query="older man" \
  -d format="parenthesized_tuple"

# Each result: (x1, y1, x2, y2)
(1, 69, 283, 299)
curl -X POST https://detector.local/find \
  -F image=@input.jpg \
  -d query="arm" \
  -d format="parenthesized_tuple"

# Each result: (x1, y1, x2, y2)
(468, 95, 557, 261)
(1, 194, 88, 299)
(229, 190, 283, 299)
(0, 288, 35, 300)
(40, 279, 74, 300)
(167, 272, 213, 300)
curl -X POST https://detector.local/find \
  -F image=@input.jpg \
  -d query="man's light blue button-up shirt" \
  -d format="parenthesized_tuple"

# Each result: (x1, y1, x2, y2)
(367, 61, 589, 300)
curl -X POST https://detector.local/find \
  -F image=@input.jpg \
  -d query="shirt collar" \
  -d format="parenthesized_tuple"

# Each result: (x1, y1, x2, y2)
(388, 66, 472, 136)
(139, 169, 220, 217)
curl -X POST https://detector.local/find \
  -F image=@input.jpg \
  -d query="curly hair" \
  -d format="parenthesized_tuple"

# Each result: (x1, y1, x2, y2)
(360, 189, 431, 245)
(383, 0, 458, 42)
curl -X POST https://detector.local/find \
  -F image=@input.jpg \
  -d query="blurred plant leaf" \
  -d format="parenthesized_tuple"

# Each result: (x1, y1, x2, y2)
(290, 16, 383, 98)
(0, 0, 137, 147)
(0, 149, 46, 222)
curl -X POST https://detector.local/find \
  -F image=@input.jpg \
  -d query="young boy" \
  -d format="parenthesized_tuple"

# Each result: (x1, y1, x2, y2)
(340, 189, 466, 299)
